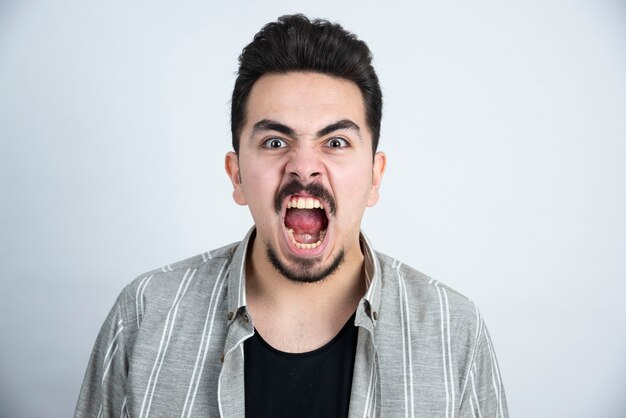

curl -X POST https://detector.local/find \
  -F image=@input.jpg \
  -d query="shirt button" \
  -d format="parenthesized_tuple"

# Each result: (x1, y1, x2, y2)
(372, 311, 379, 320)
(227, 312, 234, 320)
(243, 314, 249, 324)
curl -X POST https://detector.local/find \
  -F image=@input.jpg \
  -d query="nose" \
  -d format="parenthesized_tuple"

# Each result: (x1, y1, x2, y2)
(284, 146, 323, 181)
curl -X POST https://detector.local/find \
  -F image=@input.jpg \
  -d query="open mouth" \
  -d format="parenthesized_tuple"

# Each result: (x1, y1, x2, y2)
(283, 195, 329, 250)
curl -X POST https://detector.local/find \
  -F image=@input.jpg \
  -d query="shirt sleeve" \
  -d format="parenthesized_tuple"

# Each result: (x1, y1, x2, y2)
(75, 291, 130, 418)
(459, 313, 509, 418)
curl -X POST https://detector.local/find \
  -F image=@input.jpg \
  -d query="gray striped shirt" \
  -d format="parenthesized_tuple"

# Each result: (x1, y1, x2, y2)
(76, 228, 508, 417)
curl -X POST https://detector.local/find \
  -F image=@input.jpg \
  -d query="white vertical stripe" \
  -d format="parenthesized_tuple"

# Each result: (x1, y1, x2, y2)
(470, 369, 483, 418)
(145, 268, 197, 417)
(217, 331, 254, 417)
(397, 263, 415, 417)
(101, 343, 119, 382)
(201, 252, 207, 262)
(136, 275, 153, 328)
(483, 328, 501, 417)
(135, 275, 150, 326)
(183, 262, 228, 417)
(435, 285, 450, 418)
(238, 253, 245, 307)
(181, 262, 227, 416)
(362, 347, 376, 418)
(371, 362, 379, 418)
(460, 305, 482, 401)
(101, 320, 124, 368)
(442, 289, 455, 416)
(484, 327, 505, 418)
(100, 320, 124, 384)
(139, 268, 193, 418)
(393, 260, 409, 418)
(469, 397, 477, 418)
(120, 396, 128, 418)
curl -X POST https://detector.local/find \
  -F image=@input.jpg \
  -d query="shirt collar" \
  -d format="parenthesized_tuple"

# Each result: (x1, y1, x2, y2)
(226, 226, 382, 325)
(359, 230, 382, 324)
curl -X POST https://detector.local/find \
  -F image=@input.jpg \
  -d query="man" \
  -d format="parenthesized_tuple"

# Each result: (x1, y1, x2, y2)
(76, 14, 508, 418)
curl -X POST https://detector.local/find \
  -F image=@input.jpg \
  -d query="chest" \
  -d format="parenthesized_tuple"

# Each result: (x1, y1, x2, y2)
(243, 320, 358, 418)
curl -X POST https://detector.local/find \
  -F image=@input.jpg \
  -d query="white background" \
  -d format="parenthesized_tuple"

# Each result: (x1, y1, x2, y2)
(1, 1, 625, 417)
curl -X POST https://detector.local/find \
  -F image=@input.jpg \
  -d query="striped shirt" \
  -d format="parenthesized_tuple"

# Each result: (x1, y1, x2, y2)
(75, 227, 508, 417)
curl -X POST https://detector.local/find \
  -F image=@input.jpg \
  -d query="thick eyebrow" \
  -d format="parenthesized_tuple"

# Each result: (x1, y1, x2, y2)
(250, 118, 361, 140)
(316, 119, 361, 138)
(251, 119, 295, 137)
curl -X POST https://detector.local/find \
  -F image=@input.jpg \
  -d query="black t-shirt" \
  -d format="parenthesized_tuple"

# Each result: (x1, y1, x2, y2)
(244, 314, 358, 418)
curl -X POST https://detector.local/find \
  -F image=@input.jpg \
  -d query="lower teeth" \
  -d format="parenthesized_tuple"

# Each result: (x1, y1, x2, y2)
(287, 228, 325, 249)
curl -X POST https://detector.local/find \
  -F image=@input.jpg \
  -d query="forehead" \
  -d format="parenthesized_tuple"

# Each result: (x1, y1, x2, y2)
(244, 72, 368, 135)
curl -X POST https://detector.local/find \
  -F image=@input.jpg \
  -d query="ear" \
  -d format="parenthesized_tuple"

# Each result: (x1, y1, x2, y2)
(225, 151, 247, 206)
(367, 151, 386, 207)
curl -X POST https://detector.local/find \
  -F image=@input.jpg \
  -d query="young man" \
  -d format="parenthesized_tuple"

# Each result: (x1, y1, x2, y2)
(76, 14, 508, 418)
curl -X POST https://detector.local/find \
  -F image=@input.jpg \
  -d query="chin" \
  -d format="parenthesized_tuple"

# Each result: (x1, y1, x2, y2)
(265, 244, 344, 284)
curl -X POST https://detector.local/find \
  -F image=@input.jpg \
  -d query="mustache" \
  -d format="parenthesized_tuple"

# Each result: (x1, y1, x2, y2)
(274, 180, 336, 216)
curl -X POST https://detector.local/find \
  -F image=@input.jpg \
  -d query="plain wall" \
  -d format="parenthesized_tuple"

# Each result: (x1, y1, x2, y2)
(1, 1, 625, 417)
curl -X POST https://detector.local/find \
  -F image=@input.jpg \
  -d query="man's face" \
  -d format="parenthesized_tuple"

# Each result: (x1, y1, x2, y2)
(226, 72, 385, 283)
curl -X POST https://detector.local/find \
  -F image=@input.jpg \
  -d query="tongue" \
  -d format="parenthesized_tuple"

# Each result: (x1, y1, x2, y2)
(284, 208, 328, 235)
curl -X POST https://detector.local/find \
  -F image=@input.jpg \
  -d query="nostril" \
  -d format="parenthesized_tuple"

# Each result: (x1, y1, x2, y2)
(289, 171, 321, 179)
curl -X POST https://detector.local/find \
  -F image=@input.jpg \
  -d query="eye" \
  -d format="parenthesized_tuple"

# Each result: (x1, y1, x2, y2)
(262, 138, 287, 149)
(325, 137, 350, 149)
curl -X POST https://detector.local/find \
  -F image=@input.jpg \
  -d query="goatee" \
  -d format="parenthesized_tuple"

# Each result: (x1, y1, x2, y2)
(266, 245, 344, 284)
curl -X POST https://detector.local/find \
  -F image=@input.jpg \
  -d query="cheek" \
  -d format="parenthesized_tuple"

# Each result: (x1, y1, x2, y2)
(333, 162, 373, 217)
(241, 162, 281, 211)
(349, 161, 373, 195)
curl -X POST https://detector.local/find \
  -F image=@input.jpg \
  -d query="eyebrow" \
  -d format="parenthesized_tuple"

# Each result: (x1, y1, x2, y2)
(316, 119, 361, 138)
(251, 119, 361, 140)
(251, 119, 295, 137)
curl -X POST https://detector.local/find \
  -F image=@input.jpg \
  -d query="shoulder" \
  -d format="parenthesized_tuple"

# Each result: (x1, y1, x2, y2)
(114, 241, 240, 321)
(375, 251, 480, 332)
(374, 252, 485, 375)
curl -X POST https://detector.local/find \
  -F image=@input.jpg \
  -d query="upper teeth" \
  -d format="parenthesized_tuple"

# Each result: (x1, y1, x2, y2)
(287, 197, 324, 209)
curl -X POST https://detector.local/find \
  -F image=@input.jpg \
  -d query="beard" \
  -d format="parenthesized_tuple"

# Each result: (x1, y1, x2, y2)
(266, 244, 344, 284)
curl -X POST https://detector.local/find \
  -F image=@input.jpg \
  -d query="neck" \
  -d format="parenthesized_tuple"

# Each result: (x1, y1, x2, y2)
(244, 233, 366, 352)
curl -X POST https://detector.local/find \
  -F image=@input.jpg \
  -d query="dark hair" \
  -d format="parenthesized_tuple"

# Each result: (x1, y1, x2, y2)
(231, 14, 382, 154)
